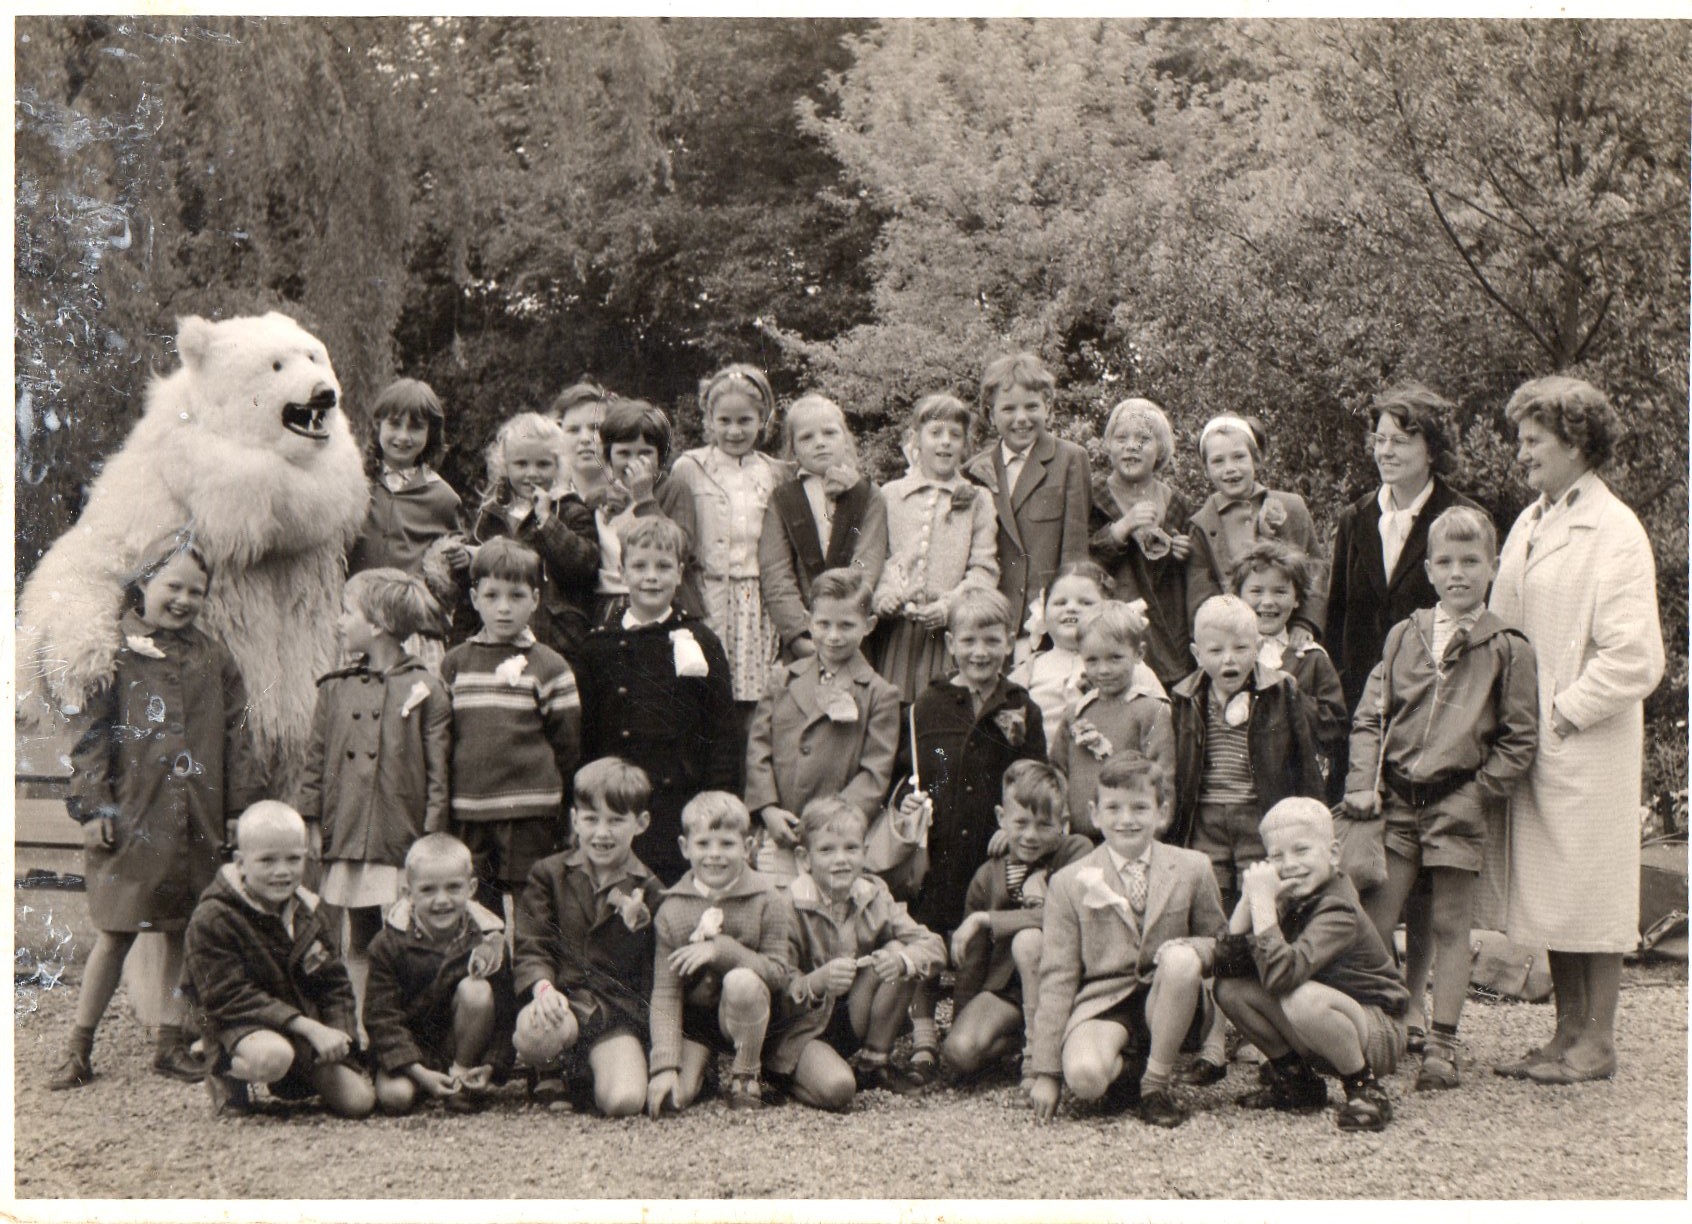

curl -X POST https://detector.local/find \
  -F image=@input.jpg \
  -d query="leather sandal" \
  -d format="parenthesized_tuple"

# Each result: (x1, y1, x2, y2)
(1415, 1035, 1460, 1092)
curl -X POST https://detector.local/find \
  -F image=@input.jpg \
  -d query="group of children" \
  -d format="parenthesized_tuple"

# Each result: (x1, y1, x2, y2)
(50, 350, 1541, 1139)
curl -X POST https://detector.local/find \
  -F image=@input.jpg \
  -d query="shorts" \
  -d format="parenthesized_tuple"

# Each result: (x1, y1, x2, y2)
(680, 972, 736, 1056)
(816, 997, 864, 1062)
(1192, 802, 1266, 895)
(214, 1027, 323, 1101)
(456, 817, 562, 891)
(515, 991, 645, 1071)
(1381, 785, 1486, 874)
(1309, 1003, 1406, 1079)
(1085, 987, 1208, 1057)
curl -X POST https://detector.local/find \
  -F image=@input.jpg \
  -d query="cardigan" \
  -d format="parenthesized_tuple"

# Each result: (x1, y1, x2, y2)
(759, 476, 890, 653)
(1048, 687, 1175, 837)
(647, 868, 791, 1076)
(875, 474, 999, 609)
(1031, 841, 1226, 1076)
(294, 655, 452, 867)
(439, 634, 581, 822)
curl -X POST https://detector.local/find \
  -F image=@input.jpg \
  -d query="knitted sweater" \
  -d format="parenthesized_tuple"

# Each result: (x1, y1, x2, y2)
(1048, 686, 1175, 837)
(440, 631, 581, 822)
(647, 868, 790, 1076)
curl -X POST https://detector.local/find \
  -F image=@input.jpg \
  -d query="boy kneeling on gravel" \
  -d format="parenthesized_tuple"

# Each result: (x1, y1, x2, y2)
(185, 801, 376, 1118)
(1211, 798, 1408, 1132)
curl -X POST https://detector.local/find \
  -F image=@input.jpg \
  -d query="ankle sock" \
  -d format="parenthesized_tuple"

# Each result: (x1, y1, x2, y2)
(1140, 1058, 1173, 1095)
(857, 1048, 889, 1069)
(911, 1016, 939, 1052)
(68, 1024, 96, 1057)
(1432, 1021, 1459, 1039)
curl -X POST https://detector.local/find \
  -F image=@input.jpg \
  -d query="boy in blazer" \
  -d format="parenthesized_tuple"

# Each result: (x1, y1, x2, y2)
(964, 352, 1091, 652)
(1030, 753, 1227, 1129)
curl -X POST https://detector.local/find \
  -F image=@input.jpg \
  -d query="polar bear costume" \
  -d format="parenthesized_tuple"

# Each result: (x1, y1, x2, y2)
(16, 312, 368, 793)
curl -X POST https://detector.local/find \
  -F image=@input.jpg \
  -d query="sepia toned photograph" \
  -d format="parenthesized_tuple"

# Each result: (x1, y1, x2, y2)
(8, 10, 1687, 1212)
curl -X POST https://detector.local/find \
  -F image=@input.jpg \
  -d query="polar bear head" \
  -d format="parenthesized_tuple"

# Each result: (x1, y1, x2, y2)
(170, 311, 345, 463)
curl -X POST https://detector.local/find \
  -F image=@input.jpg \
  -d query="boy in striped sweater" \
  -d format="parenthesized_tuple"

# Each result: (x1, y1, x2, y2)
(441, 538, 582, 912)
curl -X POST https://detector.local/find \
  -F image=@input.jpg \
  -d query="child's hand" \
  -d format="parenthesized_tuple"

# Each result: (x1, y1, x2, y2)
(600, 481, 633, 516)
(625, 454, 657, 502)
(1153, 938, 1191, 967)
(81, 813, 116, 851)
(1115, 502, 1160, 537)
(868, 946, 906, 984)
(873, 586, 904, 619)
(529, 981, 572, 1028)
(1228, 894, 1254, 935)
(455, 1062, 494, 1091)
(815, 957, 858, 997)
(468, 932, 505, 979)
(668, 940, 719, 978)
(408, 1064, 460, 1099)
(896, 789, 933, 838)
(306, 821, 324, 862)
(1343, 790, 1380, 818)
(532, 487, 556, 524)
(1240, 861, 1284, 915)
(761, 807, 800, 848)
(1287, 624, 1315, 650)
(647, 1070, 681, 1118)
(1030, 1074, 1062, 1121)
(293, 1018, 352, 1064)
(1168, 532, 1192, 561)
(950, 913, 989, 966)
(910, 600, 949, 631)
(441, 537, 472, 573)
(790, 636, 817, 660)
(986, 829, 1010, 858)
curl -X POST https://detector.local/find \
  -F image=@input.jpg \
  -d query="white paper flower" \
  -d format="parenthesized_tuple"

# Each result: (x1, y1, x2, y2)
(493, 654, 529, 686)
(822, 690, 859, 724)
(399, 680, 431, 719)
(1077, 867, 1134, 919)
(671, 629, 709, 678)
(1258, 639, 1285, 671)
(607, 887, 652, 932)
(125, 634, 165, 660)
(689, 906, 724, 943)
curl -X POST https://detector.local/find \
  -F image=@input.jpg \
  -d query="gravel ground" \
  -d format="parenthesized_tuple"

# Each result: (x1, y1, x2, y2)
(11, 872, 1688, 1202)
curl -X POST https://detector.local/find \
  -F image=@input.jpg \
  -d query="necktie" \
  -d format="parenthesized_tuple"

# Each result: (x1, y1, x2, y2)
(1124, 859, 1148, 915)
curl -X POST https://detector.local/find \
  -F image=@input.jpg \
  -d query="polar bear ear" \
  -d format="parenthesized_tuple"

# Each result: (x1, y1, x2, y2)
(176, 316, 217, 372)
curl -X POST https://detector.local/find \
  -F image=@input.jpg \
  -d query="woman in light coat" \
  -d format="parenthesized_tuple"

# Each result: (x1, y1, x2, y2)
(1488, 376, 1664, 1084)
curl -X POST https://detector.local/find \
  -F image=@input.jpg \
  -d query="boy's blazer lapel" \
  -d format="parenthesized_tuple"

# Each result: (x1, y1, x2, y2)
(1139, 842, 1175, 937)
(785, 663, 826, 728)
(1010, 432, 1057, 512)
(966, 448, 1025, 553)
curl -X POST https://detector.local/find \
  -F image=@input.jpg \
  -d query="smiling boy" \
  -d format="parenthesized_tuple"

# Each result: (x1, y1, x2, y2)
(1029, 754, 1226, 1128)
(185, 802, 375, 1118)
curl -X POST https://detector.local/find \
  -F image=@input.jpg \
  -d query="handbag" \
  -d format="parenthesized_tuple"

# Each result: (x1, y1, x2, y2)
(1334, 629, 1397, 893)
(866, 707, 932, 901)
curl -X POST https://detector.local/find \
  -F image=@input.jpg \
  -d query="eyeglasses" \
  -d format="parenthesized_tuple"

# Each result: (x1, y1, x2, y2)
(1366, 431, 1423, 454)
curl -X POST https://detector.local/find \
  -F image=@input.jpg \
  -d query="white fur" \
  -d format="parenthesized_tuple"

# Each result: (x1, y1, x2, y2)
(16, 312, 369, 790)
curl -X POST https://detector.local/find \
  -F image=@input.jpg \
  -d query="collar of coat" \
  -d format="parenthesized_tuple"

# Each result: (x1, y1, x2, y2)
(1406, 606, 1516, 656)
(945, 674, 1026, 717)
(385, 894, 505, 938)
(662, 865, 775, 903)
(788, 870, 882, 918)
(559, 846, 656, 893)
(213, 861, 319, 919)
(316, 652, 429, 686)
(963, 430, 1057, 494)
(1171, 662, 1290, 703)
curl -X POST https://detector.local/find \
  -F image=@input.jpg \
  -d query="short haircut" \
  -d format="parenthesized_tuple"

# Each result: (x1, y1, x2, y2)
(368, 378, 446, 467)
(679, 790, 752, 837)
(126, 529, 211, 614)
(946, 586, 1015, 636)
(1192, 593, 1260, 640)
(1001, 760, 1068, 823)
(797, 795, 869, 848)
(1504, 375, 1619, 470)
(1048, 560, 1114, 602)
(979, 351, 1056, 412)
(573, 756, 652, 815)
(1102, 398, 1176, 474)
(600, 398, 674, 466)
(1228, 540, 1312, 610)
(1198, 414, 1267, 463)
(810, 567, 873, 617)
(550, 380, 608, 421)
(404, 831, 474, 878)
(1098, 751, 1166, 801)
(472, 536, 540, 589)
(618, 514, 688, 561)
(1077, 599, 1148, 654)
(485, 412, 565, 492)
(910, 392, 975, 444)
(235, 800, 305, 847)
(700, 364, 776, 421)
(1427, 505, 1497, 559)
(781, 393, 857, 463)
(1260, 796, 1334, 843)
(343, 568, 440, 640)
(1370, 382, 1455, 477)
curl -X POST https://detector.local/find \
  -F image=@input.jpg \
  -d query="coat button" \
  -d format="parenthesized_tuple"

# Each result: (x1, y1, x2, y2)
(347, 750, 357, 760)
(352, 712, 361, 720)
(800, 745, 811, 755)
(371, 710, 380, 720)
(617, 686, 628, 696)
(367, 751, 377, 759)
(621, 730, 631, 739)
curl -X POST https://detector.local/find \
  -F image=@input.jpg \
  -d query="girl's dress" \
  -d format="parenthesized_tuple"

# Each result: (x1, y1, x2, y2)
(466, 493, 599, 660)
(872, 474, 1000, 703)
(1184, 483, 1326, 634)
(68, 613, 262, 933)
(294, 653, 453, 910)
(1088, 475, 1194, 688)
(667, 445, 789, 702)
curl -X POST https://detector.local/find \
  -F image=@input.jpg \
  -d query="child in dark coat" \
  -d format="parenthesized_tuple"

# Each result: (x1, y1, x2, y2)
(363, 834, 514, 1115)
(185, 802, 375, 1118)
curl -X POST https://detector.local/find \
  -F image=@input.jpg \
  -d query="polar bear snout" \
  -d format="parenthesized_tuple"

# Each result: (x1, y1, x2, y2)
(281, 385, 339, 440)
